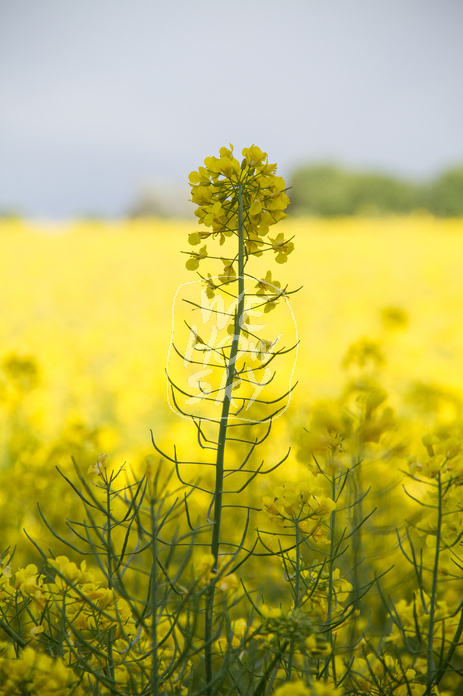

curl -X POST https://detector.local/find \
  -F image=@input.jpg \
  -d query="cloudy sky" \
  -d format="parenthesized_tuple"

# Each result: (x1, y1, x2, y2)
(1, 0, 462, 218)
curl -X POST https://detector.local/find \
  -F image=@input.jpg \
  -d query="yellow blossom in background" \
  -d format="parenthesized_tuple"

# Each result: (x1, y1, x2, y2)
(262, 476, 335, 546)
(0, 647, 84, 696)
(195, 552, 215, 578)
(272, 679, 342, 696)
(272, 680, 311, 696)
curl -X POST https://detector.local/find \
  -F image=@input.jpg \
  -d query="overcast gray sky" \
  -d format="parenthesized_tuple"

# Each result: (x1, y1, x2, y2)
(1, 0, 462, 218)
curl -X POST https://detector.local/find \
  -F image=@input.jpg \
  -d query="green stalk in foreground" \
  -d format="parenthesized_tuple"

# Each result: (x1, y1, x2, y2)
(204, 186, 244, 694)
(210, 184, 245, 575)
(186, 145, 292, 560)
(185, 145, 293, 693)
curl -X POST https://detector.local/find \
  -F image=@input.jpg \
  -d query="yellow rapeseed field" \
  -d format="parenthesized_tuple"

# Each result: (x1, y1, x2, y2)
(2, 215, 462, 442)
(1, 215, 462, 553)
(1, 214, 463, 695)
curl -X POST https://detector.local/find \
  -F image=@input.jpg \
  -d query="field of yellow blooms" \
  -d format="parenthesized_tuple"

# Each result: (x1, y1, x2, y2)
(2, 216, 462, 466)
(1, 214, 463, 695)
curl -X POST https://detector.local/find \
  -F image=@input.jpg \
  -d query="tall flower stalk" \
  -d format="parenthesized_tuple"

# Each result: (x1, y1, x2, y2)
(155, 144, 298, 693)
(187, 145, 294, 560)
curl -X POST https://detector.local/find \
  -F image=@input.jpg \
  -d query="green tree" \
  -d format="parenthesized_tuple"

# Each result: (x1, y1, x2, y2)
(289, 164, 356, 216)
(289, 163, 420, 217)
(425, 164, 463, 216)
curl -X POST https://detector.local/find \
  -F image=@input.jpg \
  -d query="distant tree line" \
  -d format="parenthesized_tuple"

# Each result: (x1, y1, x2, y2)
(288, 162, 463, 217)
(1, 163, 462, 220)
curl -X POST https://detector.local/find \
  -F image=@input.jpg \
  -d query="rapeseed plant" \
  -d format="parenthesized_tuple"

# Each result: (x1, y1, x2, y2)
(156, 144, 299, 693)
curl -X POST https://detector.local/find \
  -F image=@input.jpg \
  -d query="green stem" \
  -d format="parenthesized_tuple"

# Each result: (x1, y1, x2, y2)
(106, 480, 113, 590)
(0, 618, 26, 648)
(294, 521, 301, 609)
(347, 450, 363, 650)
(205, 183, 245, 696)
(325, 470, 337, 681)
(105, 478, 116, 695)
(150, 494, 160, 696)
(351, 451, 363, 602)
(434, 600, 463, 688)
(426, 471, 442, 691)
(287, 521, 301, 680)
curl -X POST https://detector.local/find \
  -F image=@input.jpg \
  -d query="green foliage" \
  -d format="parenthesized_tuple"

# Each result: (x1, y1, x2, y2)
(290, 165, 354, 217)
(289, 162, 463, 217)
(422, 165, 463, 217)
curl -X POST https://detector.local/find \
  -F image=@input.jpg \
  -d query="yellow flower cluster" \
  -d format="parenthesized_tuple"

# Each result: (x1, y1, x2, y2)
(259, 607, 324, 653)
(48, 556, 134, 637)
(0, 645, 84, 696)
(0, 555, 186, 694)
(194, 552, 239, 592)
(187, 144, 292, 269)
(299, 566, 353, 624)
(346, 654, 453, 695)
(262, 475, 335, 543)
(405, 434, 463, 581)
(214, 616, 261, 654)
(409, 432, 463, 480)
(387, 594, 461, 658)
(272, 678, 342, 696)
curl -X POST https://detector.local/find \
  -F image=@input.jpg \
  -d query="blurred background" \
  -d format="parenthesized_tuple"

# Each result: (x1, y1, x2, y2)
(1, 0, 462, 220)
(1, 0, 463, 578)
